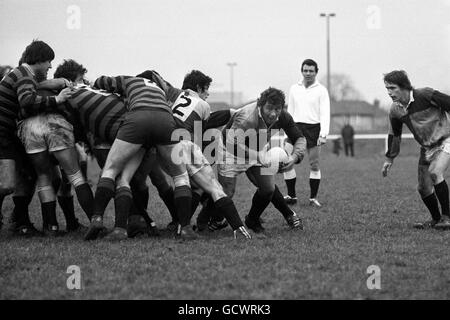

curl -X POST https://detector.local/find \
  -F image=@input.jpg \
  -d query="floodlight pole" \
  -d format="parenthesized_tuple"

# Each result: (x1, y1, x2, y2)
(320, 13, 336, 96)
(227, 62, 237, 107)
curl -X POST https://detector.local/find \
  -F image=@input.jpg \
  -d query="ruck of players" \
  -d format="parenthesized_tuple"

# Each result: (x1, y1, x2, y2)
(1, 40, 449, 244)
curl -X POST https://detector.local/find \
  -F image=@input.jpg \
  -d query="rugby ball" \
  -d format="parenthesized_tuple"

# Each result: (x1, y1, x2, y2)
(261, 147, 289, 174)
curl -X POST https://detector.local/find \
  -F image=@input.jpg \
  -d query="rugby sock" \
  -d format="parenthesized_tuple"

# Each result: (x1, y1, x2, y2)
(434, 180, 450, 217)
(93, 177, 115, 218)
(75, 183, 94, 220)
(196, 199, 213, 227)
(159, 187, 177, 223)
(0, 195, 3, 226)
(189, 192, 202, 221)
(114, 187, 132, 229)
(174, 185, 192, 227)
(80, 161, 88, 179)
(130, 187, 153, 226)
(248, 190, 272, 221)
(271, 185, 295, 219)
(57, 196, 78, 230)
(12, 195, 33, 226)
(42, 201, 58, 228)
(422, 193, 441, 221)
(309, 179, 320, 199)
(285, 178, 297, 198)
(215, 197, 243, 230)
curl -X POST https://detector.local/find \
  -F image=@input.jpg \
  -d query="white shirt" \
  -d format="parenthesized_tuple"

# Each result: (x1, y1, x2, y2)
(287, 80, 330, 137)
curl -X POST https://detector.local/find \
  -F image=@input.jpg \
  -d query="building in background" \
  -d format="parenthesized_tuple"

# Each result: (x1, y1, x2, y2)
(330, 99, 388, 133)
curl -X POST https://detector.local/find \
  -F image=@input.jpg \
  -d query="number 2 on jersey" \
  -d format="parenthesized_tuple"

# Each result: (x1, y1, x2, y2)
(173, 96, 192, 118)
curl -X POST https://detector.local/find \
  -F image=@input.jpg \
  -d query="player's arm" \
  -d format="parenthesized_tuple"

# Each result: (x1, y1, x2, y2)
(318, 87, 331, 145)
(431, 90, 450, 112)
(37, 78, 71, 90)
(16, 76, 72, 119)
(279, 111, 306, 172)
(383, 112, 403, 177)
(93, 75, 128, 95)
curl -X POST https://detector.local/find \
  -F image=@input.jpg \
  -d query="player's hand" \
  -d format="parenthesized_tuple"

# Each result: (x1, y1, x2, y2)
(55, 87, 74, 104)
(317, 136, 327, 146)
(382, 159, 393, 177)
(279, 154, 300, 173)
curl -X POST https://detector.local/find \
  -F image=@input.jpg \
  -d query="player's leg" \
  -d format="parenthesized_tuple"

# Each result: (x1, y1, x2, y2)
(192, 165, 251, 239)
(106, 148, 146, 240)
(308, 145, 322, 207)
(415, 159, 441, 229)
(244, 166, 275, 233)
(28, 151, 63, 235)
(248, 169, 302, 229)
(428, 148, 450, 229)
(0, 159, 16, 227)
(157, 142, 196, 238)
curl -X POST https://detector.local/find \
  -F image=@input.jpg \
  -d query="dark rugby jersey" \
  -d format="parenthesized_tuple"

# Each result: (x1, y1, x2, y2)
(386, 88, 450, 159)
(93, 75, 171, 113)
(66, 86, 126, 143)
(0, 65, 57, 136)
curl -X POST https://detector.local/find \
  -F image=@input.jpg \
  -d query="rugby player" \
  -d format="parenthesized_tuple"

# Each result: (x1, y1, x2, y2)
(382, 70, 450, 230)
(0, 40, 74, 235)
(215, 87, 306, 234)
(84, 71, 196, 241)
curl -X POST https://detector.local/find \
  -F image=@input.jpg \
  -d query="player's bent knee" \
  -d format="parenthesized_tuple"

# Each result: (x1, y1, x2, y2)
(173, 171, 190, 188)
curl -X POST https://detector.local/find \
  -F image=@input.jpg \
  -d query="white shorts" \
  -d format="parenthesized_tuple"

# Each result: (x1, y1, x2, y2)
(180, 140, 210, 176)
(17, 113, 74, 154)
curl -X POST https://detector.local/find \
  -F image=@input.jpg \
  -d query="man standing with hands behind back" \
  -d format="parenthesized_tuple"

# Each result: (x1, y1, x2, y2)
(283, 59, 330, 207)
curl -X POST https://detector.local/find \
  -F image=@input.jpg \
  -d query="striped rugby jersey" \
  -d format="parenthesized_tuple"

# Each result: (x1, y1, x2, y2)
(65, 85, 126, 143)
(172, 89, 211, 134)
(93, 75, 171, 113)
(0, 65, 57, 136)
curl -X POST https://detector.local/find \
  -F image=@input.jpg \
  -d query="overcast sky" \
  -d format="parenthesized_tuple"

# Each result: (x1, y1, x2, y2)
(1, 0, 449, 107)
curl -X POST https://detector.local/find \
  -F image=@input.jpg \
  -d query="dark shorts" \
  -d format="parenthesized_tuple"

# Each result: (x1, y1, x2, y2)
(0, 132, 25, 160)
(295, 123, 321, 149)
(116, 108, 178, 147)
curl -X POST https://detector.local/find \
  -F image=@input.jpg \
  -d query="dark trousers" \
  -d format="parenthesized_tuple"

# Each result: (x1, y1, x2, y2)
(344, 143, 354, 157)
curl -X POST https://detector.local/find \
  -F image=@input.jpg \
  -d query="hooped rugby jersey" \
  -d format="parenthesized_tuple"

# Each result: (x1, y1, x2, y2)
(171, 89, 211, 134)
(0, 65, 58, 136)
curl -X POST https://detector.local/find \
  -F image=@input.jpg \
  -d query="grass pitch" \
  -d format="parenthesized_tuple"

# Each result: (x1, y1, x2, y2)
(1, 139, 450, 299)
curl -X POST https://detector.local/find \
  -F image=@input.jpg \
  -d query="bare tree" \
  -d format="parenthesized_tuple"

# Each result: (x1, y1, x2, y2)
(320, 73, 362, 101)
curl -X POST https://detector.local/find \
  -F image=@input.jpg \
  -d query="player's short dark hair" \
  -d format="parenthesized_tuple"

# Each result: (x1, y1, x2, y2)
(20, 40, 55, 65)
(257, 87, 285, 108)
(383, 70, 413, 90)
(54, 59, 87, 82)
(301, 59, 319, 72)
(182, 70, 212, 91)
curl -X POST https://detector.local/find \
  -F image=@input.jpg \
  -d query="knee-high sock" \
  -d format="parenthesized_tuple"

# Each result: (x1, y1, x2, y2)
(74, 184, 94, 220)
(114, 187, 132, 229)
(434, 180, 450, 217)
(247, 190, 272, 221)
(130, 186, 153, 226)
(80, 161, 88, 180)
(93, 177, 115, 218)
(310, 179, 320, 199)
(285, 178, 296, 197)
(215, 197, 243, 230)
(0, 195, 4, 224)
(422, 193, 441, 221)
(57, 196, 78, 229)
(188, 192, 202, 221)
(12, 195, 33, 226)
(271, 185, 294, 219)
(197, 197, 214, 226)
(41, 201, 57, 228)
(159, 187, 177, 223)
(174, 185, 192, 227)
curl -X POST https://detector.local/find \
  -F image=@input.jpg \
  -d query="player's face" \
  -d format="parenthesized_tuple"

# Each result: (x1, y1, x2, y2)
(199, 86, 209, 101)
(260, 103, 282, 126)
(385, 82, 405, 103)
(302, 65, 317, 85)
(35, 60, 52, 81)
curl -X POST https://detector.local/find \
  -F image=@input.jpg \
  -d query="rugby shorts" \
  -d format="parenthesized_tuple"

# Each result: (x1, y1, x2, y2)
(17, 113, 75, 154)
(116, 108, 178, 147)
